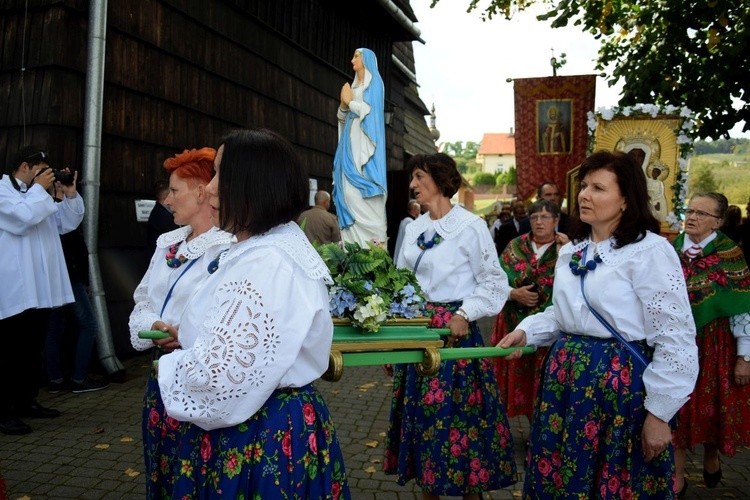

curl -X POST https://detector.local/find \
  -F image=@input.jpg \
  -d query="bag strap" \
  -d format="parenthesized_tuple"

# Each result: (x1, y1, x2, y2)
(578, 247, 649, 369)
(160, 258, 198, 317)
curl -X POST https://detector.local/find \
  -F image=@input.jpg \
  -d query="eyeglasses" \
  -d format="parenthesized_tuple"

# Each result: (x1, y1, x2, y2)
(529, 214, 555, 222)
(684, 209, 721, 220)
(24, 151, 48, 162)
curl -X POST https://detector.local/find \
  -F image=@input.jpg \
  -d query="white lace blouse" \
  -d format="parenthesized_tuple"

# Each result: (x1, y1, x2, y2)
(128, 226, 234, 351)
(397, 205, 508, 321)
(157, 223, 334, 430)
(516, 232, 699, 422)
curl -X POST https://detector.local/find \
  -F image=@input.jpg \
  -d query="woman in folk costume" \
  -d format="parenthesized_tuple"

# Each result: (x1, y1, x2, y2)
(491, 199, 568, 422)
(672, 192, 750, 496)
(384, 153, 516, 499)
(128, 147, 233, 497)
(499, 151, 698, 499)
(332, 48, 387, 245)
(157, 129, 349, 499)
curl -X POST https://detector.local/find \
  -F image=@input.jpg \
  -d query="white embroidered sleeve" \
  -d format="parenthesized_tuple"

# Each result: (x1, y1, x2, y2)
(128, 255, 161, 351)
(460, 222, 508, 320)
(635, 242, 699, 422)
(158, 251, 322, 430)
(731, 312, 750, 357)
(517, 305, 560, 347)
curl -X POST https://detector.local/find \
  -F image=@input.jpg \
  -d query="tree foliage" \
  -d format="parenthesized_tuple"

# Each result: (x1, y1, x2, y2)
(688, 159, 721, 195)
(432, 0, 749, 139)
(694, 137, 749, 155)
(473, 172, 498, 186)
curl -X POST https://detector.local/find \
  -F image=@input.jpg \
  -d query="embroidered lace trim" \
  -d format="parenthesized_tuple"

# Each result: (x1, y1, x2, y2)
(563, 231, 664, 266)
(163, 279, 271, 425)
(219, 223, 332, 284)
(156, 226, 234, 259)
(405, 205, 477, 242)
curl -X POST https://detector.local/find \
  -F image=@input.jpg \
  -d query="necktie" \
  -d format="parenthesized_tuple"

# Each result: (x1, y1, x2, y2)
(685, 244, 702, 259)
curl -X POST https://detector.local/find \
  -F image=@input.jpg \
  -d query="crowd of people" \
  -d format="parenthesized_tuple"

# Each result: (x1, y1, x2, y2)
(3, 129, 750, 499)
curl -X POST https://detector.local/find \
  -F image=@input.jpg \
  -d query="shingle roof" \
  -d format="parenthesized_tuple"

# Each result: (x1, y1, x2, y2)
(478, 133, 516, 155)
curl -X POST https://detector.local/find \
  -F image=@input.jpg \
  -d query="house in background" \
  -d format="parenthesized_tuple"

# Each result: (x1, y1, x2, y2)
(477, 129, 516, 174)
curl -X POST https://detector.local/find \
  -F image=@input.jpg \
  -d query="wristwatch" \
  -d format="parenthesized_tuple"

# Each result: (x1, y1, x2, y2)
(455, 309, 470, 322)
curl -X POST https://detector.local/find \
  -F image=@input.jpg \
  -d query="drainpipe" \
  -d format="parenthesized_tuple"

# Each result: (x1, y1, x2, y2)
(82, 0, 125, 377)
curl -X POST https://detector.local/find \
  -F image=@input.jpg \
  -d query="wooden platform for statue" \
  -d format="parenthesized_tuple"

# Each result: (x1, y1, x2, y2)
(323, 319, 533, 381)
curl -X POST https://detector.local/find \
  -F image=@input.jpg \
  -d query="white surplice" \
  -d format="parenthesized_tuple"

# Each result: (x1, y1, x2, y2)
(0, 175, 84, 319)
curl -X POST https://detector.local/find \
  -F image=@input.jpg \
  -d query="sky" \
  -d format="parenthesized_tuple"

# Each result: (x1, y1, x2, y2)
(409, 0, 747, 145)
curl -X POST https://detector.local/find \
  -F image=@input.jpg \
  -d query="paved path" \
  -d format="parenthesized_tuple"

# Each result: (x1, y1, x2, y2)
(1, 347, 748, 499)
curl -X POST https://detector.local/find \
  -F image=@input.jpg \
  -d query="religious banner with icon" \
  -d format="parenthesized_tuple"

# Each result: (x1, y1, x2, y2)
(513, 75, 596, 201)
(567, 104, 695, 235)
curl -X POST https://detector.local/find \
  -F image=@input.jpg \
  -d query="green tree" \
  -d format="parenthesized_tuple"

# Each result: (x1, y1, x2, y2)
(506, 166, 517, 186)
(688, 159, 721, 195)
(473, 172, 497, 186)
(496, 172, 506, 187)
(433, 0, 749, 139)
(465, 141, 479, 157)
(456, 159, 469, 174)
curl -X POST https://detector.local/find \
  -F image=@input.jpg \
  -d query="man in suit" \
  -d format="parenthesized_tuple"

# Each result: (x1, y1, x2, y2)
(146, 179, 178, 252)
(518, 182, 570, 235)
(297, 190, 341, 245)
(494, 202, 528, 254)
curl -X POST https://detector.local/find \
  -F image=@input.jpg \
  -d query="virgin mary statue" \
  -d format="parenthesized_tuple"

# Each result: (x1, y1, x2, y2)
(332, 48, 387, 246)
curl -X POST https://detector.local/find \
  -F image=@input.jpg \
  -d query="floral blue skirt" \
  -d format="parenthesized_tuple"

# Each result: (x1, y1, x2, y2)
(143, 366, 182, 498)
(384, 302, 517, 495)
(524, 333, 675, 499)
(143, 374, 350, 499)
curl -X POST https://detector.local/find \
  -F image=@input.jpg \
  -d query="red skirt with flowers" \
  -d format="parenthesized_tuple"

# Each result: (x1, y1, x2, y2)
(673, 317, 750, 455)
(384, 302, 517, 495)
(492, 312, 549, 421)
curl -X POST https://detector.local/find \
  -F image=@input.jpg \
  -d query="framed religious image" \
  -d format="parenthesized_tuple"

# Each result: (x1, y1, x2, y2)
(593, 114, 681, 232)
(537, 99, 573, 154)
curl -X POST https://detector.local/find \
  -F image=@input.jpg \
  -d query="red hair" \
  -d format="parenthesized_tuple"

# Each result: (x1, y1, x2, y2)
(163, 147, 215, 187)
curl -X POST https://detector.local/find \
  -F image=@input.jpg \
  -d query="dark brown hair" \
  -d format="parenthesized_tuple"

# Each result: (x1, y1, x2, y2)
(407, 153, 462, 198)
(569, 150, 660, 248)
(217, 129, 307, 236)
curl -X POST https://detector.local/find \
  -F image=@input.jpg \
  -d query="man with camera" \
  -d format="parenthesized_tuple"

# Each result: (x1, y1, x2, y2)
(0, 145, 84, 435)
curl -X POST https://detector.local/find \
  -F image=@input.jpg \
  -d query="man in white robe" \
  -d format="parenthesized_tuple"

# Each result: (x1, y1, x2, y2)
(0, 146, 84, 435)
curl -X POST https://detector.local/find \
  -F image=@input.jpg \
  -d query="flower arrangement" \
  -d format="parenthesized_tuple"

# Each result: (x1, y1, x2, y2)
(587, 104, 697, 231)
(317, 241, 426, 333)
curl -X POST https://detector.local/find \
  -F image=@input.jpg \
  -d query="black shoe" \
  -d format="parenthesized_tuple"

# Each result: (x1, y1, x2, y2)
(0, 416, 32, 435)
(703, 464, 722, 488)
(17, 401, 61, 419)
(71, 377, 109, 394)
(48, 380, 66, 394)
(676, 478, 688, 499)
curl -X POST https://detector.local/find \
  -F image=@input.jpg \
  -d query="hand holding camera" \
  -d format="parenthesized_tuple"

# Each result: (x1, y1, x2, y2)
(36, 167, 77, 199)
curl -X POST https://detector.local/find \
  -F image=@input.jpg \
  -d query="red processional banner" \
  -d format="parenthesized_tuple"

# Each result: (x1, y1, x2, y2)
(513, 75, 596, 201)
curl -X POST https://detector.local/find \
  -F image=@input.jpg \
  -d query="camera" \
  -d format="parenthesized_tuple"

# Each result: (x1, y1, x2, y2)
(38, 166, 75, 186)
